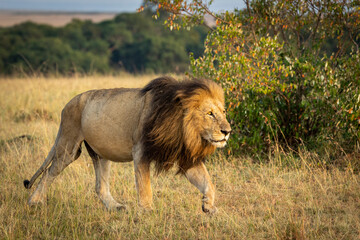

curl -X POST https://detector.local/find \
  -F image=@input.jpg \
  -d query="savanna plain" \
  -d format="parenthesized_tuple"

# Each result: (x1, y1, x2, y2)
(0, 76, 359, 239)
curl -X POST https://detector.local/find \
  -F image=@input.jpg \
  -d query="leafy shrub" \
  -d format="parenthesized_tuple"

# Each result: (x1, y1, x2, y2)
(147, 0, 360, 158)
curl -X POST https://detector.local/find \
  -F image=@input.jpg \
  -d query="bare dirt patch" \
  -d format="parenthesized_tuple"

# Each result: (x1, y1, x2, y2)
(0, 10, 117, 27)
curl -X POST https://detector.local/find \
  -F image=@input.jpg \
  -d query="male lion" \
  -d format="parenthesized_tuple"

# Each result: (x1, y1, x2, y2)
(24, 76, 231, 213)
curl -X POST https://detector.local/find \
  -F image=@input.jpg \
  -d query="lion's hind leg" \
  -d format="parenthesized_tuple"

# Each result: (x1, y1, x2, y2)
(84, 141, 125, 211)
(28, 127, 83, 206)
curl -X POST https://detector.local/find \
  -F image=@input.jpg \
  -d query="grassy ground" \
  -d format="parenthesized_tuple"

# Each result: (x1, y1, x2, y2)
(0, 76, 359, 239)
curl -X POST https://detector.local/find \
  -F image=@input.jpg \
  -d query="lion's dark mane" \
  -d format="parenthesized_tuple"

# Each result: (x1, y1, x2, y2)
(140, 76, 216, 174)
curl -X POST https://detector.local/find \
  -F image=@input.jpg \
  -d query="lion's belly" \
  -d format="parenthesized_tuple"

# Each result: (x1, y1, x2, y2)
(80, 89, 144, 162)
(84, 131, 134, 162)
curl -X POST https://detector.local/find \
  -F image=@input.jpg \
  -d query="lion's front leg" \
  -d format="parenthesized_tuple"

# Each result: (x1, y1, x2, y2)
(185, 162, 217, 214)
(133, 144, 153, 210)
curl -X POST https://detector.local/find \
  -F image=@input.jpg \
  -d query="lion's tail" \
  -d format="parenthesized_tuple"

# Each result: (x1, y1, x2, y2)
(23, 145, 56, 189)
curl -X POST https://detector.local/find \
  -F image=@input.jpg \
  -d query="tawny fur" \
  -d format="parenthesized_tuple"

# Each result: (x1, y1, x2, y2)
(24, 76, 231, 213)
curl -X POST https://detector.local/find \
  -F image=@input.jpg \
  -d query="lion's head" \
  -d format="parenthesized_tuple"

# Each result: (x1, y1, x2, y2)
(141, 76, 231, 174)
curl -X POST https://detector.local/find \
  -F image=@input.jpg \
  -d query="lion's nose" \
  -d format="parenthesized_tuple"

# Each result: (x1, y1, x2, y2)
(221, 129, 231, 136)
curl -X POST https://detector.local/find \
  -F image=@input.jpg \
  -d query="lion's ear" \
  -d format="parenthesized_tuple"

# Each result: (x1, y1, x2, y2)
(174, 90, 186, 104)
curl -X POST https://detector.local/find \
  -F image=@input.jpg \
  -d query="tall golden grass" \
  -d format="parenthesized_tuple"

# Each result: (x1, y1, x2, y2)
(0, 76, 359, 239)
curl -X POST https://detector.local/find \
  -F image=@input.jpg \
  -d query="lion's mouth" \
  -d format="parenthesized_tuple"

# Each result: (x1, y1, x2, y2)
(210, 139, 226, 143)
(202, 135, 229, 147)
(208, 138, 227, 148)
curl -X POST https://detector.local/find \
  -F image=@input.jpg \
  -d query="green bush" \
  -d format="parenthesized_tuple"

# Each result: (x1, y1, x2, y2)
(149, 0, 360, 158)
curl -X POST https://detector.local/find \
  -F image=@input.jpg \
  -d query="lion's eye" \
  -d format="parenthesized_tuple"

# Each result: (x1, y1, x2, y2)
(207, 111, 214, 117)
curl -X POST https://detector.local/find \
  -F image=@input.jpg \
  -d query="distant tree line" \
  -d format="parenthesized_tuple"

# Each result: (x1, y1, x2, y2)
(0, 9, 208, 76)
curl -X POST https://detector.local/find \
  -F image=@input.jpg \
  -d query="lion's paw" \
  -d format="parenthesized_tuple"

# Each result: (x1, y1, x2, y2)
(202, 203, 218, 214)
(105, 202, 127, 212)
(139, 206, 154, 214)
(28, 199, 45, 207)
(114, 204, 127, 211)
(28, 192, 46, 206)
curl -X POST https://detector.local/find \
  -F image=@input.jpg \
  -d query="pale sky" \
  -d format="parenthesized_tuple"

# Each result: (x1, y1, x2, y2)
(0, 0, 246, 13)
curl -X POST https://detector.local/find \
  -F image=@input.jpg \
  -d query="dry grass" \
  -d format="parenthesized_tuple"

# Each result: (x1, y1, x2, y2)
(0, 76, 359, 239)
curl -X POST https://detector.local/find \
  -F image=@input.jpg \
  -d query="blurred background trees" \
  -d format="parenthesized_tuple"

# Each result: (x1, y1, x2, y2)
(0, 9, 208, 75)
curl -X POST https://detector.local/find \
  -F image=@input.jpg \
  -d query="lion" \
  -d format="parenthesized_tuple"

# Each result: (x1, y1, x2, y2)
(23, 76, 231, 213)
